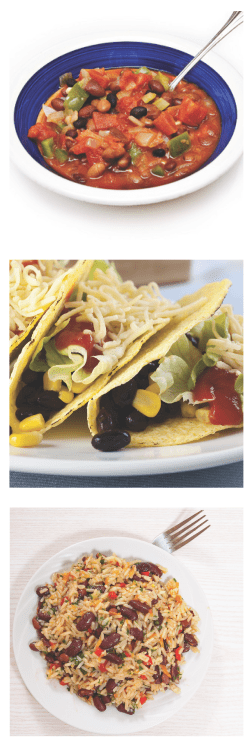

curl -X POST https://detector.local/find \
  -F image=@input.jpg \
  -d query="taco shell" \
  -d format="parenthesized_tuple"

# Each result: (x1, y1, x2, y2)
(87, 278, 243, 445)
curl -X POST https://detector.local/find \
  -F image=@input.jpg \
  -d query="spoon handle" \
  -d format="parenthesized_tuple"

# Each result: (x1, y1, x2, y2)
(169, 11, 243, 91)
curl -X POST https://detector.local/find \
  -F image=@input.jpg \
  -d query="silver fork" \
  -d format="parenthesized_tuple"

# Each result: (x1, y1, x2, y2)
(169, 11, 243, 92)
(153, 510, 210, 553)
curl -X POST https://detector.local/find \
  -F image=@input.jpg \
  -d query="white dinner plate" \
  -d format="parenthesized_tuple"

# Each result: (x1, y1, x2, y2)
(10, 407, 243, 477)
(13, 536, 213, 734)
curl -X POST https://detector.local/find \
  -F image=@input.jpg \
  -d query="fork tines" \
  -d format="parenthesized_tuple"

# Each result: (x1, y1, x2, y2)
(166, 510, 210, 552)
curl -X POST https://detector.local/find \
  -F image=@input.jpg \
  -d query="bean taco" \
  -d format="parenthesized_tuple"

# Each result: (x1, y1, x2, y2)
(87, 280, 243, 451)
(10, 261, 204, 447)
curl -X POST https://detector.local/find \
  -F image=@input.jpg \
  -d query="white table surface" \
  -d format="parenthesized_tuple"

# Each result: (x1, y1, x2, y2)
(10, 507, 243, 736)
(10, 2, 243, 258)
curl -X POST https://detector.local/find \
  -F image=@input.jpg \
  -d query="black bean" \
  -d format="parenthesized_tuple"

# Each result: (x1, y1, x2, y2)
(112, 379, 137, 408)
(91, 430, 130, 452)
(128, 599, 151, 614)
(153, 148, 166, 157)
(93, 695, 106, 712)
(76, 611, 96, 631)
(123, 408, 148, 432)
(101, 633, 121, 650)
(36, 390, 66, 410)
(36, 586, 50, 598)
(100, 393, 117, 413)
(130, 627, 143, 641)
(185, 332, 199, 349)
(21, 368, 43, 385)
(65, 638, 83, 657)
(59, 73, 76, 87)
(117, 703, 134, 714)
(184, 633, 198, 647)
(106, 678, 116, 693)
(65, 128, 78, 138)
(130, 106, 147, 119)
(118, 605, 137, 621)
(105, 652, 123, 665)
(152, 403, 171, 425)
(136, 361, 159, 388)
(16, 385, 39, 408)
(97, 407, 119, 433)
(73, 118, 87, 129)
(16, 405, 50, 422)
(107, 92, 117, 108)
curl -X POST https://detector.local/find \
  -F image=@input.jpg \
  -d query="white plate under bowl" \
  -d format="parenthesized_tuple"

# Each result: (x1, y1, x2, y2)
(13, 536, 213, 734)
(11, 33, 243, 206)
(10, 408, 243, 477)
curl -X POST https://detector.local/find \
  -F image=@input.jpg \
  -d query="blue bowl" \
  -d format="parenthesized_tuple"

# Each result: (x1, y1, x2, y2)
(14, 40, 237, 177)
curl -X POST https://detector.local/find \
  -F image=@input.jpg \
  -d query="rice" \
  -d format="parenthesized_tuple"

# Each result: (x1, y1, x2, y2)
(29, 553, 199, 714)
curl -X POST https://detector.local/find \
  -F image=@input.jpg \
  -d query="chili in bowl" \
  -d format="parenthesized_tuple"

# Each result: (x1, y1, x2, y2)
(12, 38, 242, 205)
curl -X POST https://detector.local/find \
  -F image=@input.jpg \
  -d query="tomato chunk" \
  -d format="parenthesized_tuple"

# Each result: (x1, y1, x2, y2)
(28, 123, 58, 142)
(154, 111, 177, 136)
(92, 112, 118, 130)
(178, 97, 207, 126)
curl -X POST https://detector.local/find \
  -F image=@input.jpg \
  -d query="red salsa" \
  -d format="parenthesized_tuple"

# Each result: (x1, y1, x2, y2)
(55, 317, 101, 372)
(193, 366, 243, 426)
(28, 65, 221, 190)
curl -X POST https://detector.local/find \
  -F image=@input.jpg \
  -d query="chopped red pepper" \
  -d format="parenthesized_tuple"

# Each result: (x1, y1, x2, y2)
(28, 123, 57, 142)
(175, 647, 182, 661)
(147, 657, 153, 665)
(125, 651, 132, 657)
(139, 675, 147, 680)
(99, 660, 108, 673)
(108, 592, 118, 599)
(60, 677, 68, 685)
(95, 647, 103, 657)
(154, 110, 177, 136)
(140, 694, 147, 705)
(119, 582, 126, 587)
(92, 112, 118, 131)
(142, 571, 150, 577)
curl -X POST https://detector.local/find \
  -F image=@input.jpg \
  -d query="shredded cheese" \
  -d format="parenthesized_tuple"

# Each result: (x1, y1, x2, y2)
(9, 260, 69, 344)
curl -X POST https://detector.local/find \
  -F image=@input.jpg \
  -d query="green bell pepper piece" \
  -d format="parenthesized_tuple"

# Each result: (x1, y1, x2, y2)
(155, 71, 169, 91)
(152, 165, 165, 177)
(64, 83, 89, 112)
(41, 138, 54, 158)
(128, 142, 142, 165)
(168, 131, 191, 158)
(55, 148, 69, 163)
(135, 66, 151, 74)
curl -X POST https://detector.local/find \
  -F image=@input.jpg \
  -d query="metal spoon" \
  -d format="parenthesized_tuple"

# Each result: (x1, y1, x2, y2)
(169, 11, 243, 92)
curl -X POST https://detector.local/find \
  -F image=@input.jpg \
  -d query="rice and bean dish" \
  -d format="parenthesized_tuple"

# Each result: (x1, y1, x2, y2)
(29, 552, 199, 714)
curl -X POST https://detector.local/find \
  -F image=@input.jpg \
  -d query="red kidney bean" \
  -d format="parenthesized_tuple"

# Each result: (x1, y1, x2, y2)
(128, 600, 151, 614)
(42, 637, 50, 647)
(78, 688, 94, 698)
(183, 644, 190, 652)
(38, 611, 51, 622)
(36, 586, 50, 598)
(161, 655, 167, 665)
(78, 105, 95, 118)
(87, 584, 105, 592)
(164, 160, 177, 171)
(171, 663, 179, 681)
(130, 574, 141, 582)
(76, 612, 96, 631)
(119, 605, 137, 621)
(51, 96, 65, 111)
(94, 626, 103, 639)
(153, 665, 161, 682)
(106, 678, 116, 694)
(92, 430, 130, 452)
(93, 695, 106, 711)
(161, 673, 170, 685)
(29, 642, 38, 651)
(109, 127, 128, 142)
(45, 653, 56, 663)
(65, 128, 78, 138)
(101, 633, 121, 650)
(144, 104, 160, 120)
(157, 611, 164, 625)
(136, 561, 162, 577)
(117, 703, 134, 715)
(32, 617, 41, 631)
(102, 695, 112, 704)
(149, 79, 165, 94)
(184, 633, 198, 647)
(85, 81, 106, 97)
(164, 640, 169, 651)
(109, 80, 121, 92)
(112, 379, 137, 408)
(58, 653, 69, 663)
(162, 92, 173, 103)
(181, 618, 191, 629)
(151, 598, 158, 605)
(130, 639, 136, 651)
(172, 98, 182, 106)
(65, 638, 82, 657)
(105, 652, 123, 665)
(77, 588, 86, 599)
(130, 627, 143, 641)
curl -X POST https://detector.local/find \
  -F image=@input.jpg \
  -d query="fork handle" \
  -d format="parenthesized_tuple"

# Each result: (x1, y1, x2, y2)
(169, 11, 243, 91)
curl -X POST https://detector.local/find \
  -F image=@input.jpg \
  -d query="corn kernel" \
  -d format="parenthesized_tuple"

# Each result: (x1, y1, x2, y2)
(59, 390, 74, 404)
(9, 432, 43, 447)
(43, 371, 62, 392)
(146, 382, 160, 395)
(195, 407, 210, 423)
(71, 381, 86, 394)
(132, 389, 161, 417)
(181, 401, 196, 418)
(19, 414, 45, 431)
